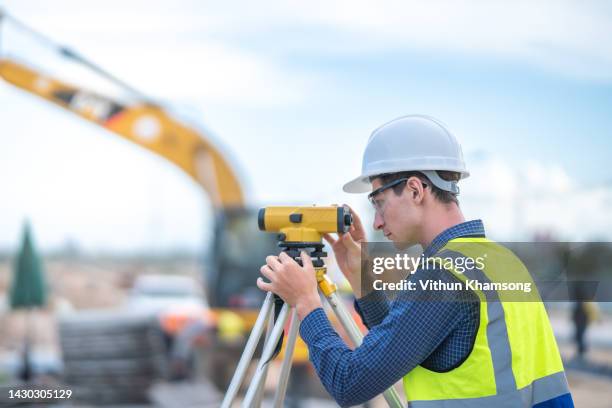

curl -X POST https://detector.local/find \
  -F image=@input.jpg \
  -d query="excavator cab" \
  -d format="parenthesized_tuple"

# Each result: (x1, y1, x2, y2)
(207, 208, 279, 309)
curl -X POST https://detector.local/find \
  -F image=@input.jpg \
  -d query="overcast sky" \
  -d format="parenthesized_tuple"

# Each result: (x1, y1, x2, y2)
(1, 0, 611, 252)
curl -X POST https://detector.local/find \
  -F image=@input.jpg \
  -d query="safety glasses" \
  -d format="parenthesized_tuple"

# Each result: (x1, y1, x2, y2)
(368, 177, 428, 214)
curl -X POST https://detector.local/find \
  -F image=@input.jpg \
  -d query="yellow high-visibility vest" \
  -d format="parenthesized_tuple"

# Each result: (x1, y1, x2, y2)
(403, 238, 570, 407)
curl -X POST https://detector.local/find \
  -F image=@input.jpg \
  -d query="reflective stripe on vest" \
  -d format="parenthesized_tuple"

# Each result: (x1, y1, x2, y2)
(403, 238, 570, 407)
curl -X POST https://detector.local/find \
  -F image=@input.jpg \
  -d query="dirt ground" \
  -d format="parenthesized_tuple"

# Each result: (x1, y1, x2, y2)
(565, 371, 612, 408)
(0, 257, 201, 354)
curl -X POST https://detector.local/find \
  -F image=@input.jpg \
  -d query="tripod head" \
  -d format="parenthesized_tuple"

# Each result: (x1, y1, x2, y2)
(258, 205, 353, 266)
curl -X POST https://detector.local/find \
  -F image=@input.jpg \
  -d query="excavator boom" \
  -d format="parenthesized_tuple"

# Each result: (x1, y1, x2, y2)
(0, 58, 244, 208)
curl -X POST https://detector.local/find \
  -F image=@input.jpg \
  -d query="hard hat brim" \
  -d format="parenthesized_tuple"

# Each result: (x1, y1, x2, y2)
(343, 169, 470, 194)
(343, 176, 372, 193)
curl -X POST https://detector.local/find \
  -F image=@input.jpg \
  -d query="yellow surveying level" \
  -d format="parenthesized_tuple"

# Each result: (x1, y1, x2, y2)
(258, 205, 352, 272)
(258, 205, 352, 243)
(222, 205, 403, 408)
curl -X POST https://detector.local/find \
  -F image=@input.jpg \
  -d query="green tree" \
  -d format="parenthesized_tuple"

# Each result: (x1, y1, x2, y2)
(10, 221, 48, 382)
(10, 222, 47, 309)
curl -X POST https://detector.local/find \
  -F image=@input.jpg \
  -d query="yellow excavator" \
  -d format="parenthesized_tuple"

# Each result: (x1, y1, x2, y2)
(0, 10, 311, 393)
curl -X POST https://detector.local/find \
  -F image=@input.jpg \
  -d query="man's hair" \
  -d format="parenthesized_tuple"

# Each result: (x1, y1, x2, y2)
(369, 171, 460, 205)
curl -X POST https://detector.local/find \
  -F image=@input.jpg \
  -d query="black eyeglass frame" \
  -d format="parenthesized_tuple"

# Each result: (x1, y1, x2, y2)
(367, 177, 429, 205)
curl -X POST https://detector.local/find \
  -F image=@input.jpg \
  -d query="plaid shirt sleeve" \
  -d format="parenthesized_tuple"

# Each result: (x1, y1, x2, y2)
(354, 290, 390, 329)
(299, 266, 474, 407)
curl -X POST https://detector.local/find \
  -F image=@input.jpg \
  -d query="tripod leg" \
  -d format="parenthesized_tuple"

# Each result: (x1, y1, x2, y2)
(221, 292, 275, 408)
(326, 291, 363, 344)
(242, 303, 291, 407)
(251, 304, 276, 406)
(273, 308, 299, 408)
(325, 291, 404, 408)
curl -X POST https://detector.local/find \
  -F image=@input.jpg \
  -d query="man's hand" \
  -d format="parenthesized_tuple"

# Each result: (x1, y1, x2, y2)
(257, 251, 322, 320)
(323, 204, 365, 297)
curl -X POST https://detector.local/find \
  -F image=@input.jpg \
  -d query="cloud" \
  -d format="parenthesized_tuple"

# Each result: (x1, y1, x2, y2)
(1, 0, 320, 108)
(5, 0, 611, 111)
(462, 154, 612, 241)
(274, 0, 612, 82)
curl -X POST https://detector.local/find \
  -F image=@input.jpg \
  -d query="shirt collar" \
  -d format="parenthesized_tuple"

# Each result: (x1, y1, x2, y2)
(423, 219, 486, 257)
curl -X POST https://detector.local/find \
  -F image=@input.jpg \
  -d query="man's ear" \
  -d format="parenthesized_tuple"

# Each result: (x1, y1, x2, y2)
(406, 177, 425, 203)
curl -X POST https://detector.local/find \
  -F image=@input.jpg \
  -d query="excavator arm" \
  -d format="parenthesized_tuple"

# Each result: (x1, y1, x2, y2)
(0, 14, 314, 385)
(0, 58, 244, 209)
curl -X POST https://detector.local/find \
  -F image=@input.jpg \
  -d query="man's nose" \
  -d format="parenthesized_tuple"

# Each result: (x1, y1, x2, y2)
(373, 212, 384, 230)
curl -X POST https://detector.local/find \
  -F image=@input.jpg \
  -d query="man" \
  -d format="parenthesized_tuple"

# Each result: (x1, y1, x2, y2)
(257, 115, 573, 407)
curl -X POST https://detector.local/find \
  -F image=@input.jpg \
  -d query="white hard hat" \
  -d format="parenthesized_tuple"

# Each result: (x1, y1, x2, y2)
(343, 115, 469, 194)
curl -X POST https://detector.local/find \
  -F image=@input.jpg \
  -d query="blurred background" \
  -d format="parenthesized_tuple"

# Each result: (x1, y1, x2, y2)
(0, 0, 611, 406)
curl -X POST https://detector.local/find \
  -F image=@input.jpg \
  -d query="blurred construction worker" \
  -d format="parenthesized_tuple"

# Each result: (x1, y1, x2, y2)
(572, 299, 600, 359)
(257, 115, 574, 407)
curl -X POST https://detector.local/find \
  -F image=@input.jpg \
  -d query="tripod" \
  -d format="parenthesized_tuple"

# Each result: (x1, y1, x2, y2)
(221, 244, 403, 408)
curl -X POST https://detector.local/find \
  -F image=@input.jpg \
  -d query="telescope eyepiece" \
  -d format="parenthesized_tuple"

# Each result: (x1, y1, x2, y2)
(344, 213, 353, 227)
